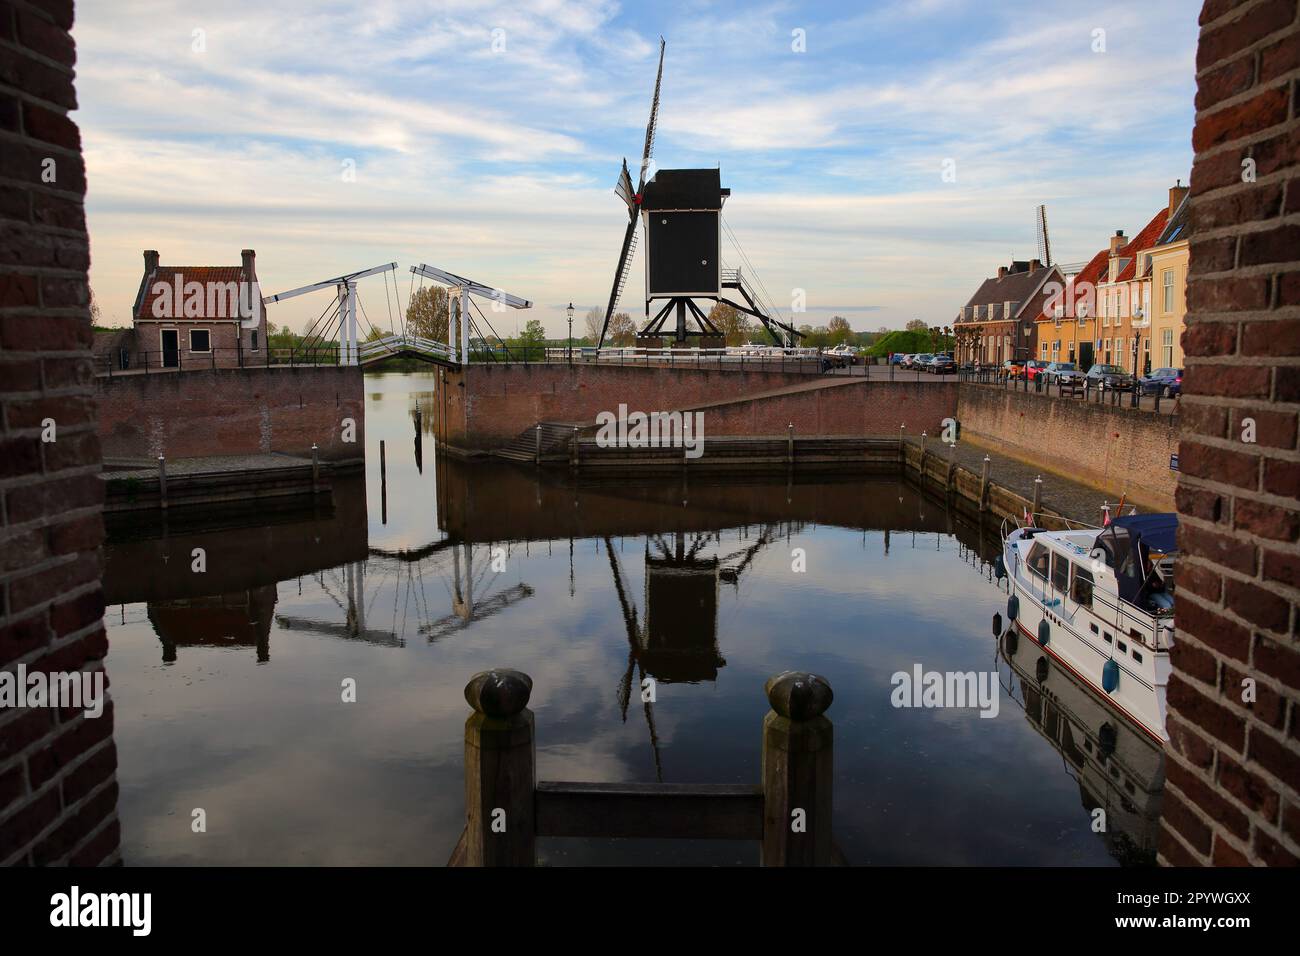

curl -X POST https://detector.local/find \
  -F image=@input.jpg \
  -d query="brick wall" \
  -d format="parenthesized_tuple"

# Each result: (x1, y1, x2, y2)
(447, 363, 954, 449)
(1161, 0, 1300, 867)
(0, 0, 120, 865)
(96, 365, 366, 462)
(956, 384, 1180, 510)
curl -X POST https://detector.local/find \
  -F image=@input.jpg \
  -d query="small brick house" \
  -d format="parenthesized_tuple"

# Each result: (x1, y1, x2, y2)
(103, 249, 268, 370)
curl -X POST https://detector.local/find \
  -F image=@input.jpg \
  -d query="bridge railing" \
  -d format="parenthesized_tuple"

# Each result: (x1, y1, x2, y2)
(450, 668, 840, 866)
(94, 345, 347, 376)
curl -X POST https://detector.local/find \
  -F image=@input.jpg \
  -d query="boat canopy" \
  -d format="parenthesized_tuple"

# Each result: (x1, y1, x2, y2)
(1108, 513, 1178, 554)
(1092, 514, 1177, 609)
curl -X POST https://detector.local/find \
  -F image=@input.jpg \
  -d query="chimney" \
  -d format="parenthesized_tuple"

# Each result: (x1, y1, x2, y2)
(1109, 230, 1127, 254)
(1028, 258, 1042, 272)
(1168, 179, 1189, 217)
(143, 249, 159, 275)
(241, 248, 257, 281)
(997, 266, 1008, 278)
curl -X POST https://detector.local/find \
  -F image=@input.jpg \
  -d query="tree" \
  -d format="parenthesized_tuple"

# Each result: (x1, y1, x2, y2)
(89, 287, 103, 327)
(583, 307, 603, 343)
(905, 318, 928, 332)
(519, 318, 547, 357)
(406, 285, 451, 341)
(827, 315, 852, 345)
(607, 311, 636, 346)
(707, 301, 750, 346)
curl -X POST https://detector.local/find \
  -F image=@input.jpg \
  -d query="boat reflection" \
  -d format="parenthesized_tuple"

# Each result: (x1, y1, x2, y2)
(998, 629, 1165, 866)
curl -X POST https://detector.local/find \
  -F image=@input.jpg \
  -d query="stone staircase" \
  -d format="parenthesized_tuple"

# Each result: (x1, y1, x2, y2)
(495, 421, 581, 462)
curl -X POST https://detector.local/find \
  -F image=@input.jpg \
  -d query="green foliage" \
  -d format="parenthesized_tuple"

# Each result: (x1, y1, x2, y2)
(866, 329, 954, 357)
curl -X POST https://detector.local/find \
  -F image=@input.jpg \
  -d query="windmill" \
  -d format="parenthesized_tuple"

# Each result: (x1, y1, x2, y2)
(596, 40, 803, 350)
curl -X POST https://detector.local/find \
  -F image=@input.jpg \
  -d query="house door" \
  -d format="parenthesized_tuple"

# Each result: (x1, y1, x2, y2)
(1078, 340, 1094, 371)
(161, 329, 179, 368)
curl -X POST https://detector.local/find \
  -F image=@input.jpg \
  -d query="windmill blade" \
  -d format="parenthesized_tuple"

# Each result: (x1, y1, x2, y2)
(637, 37, 666, 190)
(614, 159, 636, 211)
(597, 213, 639, 349)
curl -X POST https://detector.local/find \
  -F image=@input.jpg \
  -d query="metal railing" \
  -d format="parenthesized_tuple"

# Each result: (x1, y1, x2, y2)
(94, 345, 346, 376)
(956, 365, 1179, 417)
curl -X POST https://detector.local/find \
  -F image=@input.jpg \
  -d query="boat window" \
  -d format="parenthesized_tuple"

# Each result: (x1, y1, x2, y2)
(1133, 650, 1143, 663)
(1027, 543, 1050, 579)
(1090, 623, 1099, 634)
(1071, 564, 1094, 608)
(1104, 632, 1113, 643)
(1051, 552, 1069, 591)
(1117, 640, 1127, 653)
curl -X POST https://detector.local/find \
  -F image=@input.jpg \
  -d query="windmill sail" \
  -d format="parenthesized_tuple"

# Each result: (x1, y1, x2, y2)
(614, 160, 636, 211)
(599, 37, 667, 349)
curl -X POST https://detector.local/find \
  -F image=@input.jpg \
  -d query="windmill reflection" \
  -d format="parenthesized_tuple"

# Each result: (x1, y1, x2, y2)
(604, 523, 792, 781)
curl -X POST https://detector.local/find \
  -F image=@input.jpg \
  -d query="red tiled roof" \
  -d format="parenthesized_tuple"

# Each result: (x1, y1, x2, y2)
(1033, 247, 1108, 322)
(136, 266, 249, 320)
(1114, 207, 1170, 282)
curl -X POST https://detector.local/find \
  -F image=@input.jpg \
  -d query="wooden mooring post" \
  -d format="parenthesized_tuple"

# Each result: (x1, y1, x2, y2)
(979, 454, 991, 511)
(157, 455, 167, 509)
(451, 668, 836, 866)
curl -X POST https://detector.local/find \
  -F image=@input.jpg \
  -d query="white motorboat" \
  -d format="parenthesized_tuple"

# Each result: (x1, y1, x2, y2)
(999, 513, 1177, 742)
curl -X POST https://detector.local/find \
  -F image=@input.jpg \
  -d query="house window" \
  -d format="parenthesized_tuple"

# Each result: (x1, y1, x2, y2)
(1104, 338, 1111, 362)
(1162, 269, 1174, 313)
(1041, 342, 1048, 359)
(1162, 328, 1174, 366)
(251, 330, 259, 352)
(1116, 337, 1124, 359)
(1052, 340, 1060, 360)
(189, 329, 211, 353)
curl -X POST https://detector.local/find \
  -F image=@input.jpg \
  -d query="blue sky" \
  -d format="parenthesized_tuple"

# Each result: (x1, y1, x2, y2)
(75, 0, 1199, 337)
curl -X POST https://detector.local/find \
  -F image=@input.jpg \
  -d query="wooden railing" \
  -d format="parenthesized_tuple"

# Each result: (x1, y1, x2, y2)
(449, 668, 839, 866)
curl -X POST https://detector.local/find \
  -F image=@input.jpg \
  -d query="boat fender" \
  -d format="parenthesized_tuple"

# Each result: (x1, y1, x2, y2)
(1102, 658, 1119, 694)
(1007, 595, 1019, 621)
(1037, 619, 1050, 646)
(992, 612, 1002, 637)
(994, 555, 1005, 579)
(1035, 656, 1049, 684)
(1003, 629, 1018, 656)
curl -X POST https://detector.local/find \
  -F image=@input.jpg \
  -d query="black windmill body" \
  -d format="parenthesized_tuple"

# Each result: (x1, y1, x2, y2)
(597, 40, 803, 350)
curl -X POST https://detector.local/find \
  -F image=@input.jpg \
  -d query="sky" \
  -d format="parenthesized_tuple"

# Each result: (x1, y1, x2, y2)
(73, 0, 1200, 338)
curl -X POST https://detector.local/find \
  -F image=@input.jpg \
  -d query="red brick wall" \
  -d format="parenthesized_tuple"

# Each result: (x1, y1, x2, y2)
(956, 384, 1180, 510)
(96, 366, 366, 462)
(448, 364, 947, 449)
(1162, 0, 1300, 867)
(684, 379, 956, 438)
(0, 0, 120, 866)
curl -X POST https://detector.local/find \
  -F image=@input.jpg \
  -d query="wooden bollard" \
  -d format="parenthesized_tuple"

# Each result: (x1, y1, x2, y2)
(761, 671, 834, 866)
(1032, 475, 1042, 521)
(310, 443, 319, 493)
(571, 426, 580, 471)
(979, 454, 991, 511)
(787, 422, 794, 464)
(462, 669, 536, 866)
(534, 423, 542, 464)
(157, 455, 167, 509)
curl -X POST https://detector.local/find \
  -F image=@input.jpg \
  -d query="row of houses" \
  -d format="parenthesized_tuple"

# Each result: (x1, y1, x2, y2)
(953, 181, 1190, 374)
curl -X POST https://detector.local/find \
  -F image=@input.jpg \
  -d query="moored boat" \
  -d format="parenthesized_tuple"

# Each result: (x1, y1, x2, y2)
(999, 513, 1176, 742)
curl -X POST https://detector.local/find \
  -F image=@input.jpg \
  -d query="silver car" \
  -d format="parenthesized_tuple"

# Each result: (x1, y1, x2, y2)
(1042, 361, 1083, 386)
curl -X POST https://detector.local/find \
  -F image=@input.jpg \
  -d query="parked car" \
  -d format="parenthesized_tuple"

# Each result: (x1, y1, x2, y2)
(1024, 359, 1049, 381)
(1139, 367, 1183, 398)
(889, 353, 908, 365)
(926, 354, 956, 373)
(1085, 363, 1136, 390)
(1041, 361, 1083, 386)
(1000, 359, 1026, 379)
(909, 353, 934, 370)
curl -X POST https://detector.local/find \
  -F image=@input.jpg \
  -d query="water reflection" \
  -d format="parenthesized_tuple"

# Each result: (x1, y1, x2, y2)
(98, 371, 1164, 866)
(998, 630, 1164, 866)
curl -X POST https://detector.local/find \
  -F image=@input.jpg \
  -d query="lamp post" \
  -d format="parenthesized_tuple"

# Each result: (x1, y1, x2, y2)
(1131, 327, 1142, 408)
(566, 302, 574, 365)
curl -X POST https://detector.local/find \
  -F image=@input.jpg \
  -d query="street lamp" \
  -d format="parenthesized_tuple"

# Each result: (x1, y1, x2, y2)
(566, 302, 574, 364)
